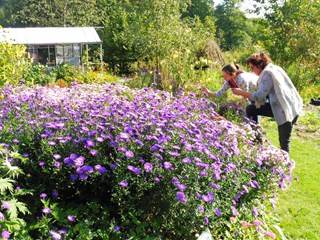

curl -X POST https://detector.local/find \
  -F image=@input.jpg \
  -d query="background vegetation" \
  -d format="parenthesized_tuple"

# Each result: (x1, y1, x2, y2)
(1, 0, 320, 92)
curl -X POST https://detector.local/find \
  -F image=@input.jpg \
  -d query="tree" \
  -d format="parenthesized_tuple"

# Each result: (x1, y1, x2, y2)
(255, 0, 320, 87)
(214, 0, 252, 51)
(3, 0, 105, 27)
(182, 0, 215, 23)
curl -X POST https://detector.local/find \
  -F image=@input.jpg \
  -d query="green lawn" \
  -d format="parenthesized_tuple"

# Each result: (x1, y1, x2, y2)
(260, 106, 320, 240)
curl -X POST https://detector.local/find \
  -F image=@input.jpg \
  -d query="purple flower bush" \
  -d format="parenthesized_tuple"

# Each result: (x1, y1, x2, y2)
(0, 83, 294, 239)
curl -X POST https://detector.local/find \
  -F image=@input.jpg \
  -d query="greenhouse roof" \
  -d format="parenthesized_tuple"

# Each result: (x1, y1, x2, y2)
(0, 27, 102, 45)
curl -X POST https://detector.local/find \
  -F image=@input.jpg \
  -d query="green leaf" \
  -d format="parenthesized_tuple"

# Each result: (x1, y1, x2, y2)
(0, 178, 15, 194)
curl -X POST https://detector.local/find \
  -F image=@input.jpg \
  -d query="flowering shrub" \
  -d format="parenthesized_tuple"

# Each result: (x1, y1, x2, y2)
(0, 83, 294, 239)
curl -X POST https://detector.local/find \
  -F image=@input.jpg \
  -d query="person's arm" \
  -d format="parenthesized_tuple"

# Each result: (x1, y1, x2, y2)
(232, 73, 273, 101)
(230, 88, 251, 99)
(201, 86, 217, 97)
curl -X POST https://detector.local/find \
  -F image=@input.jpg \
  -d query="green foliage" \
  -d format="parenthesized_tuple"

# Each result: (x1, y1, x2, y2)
(214, 0, 253, 51)
(0, 28, 32, 86)
(7, 0, 105, 27)
(23, 64, 57, 86)
(0, 144, 32, 238)
(255, 0, 320, 89)
(52, 63, 80, 83)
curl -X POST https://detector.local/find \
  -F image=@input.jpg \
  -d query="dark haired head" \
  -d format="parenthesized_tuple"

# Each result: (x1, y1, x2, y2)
(222, 64, 244, 76)
(246, 52, 272, 70)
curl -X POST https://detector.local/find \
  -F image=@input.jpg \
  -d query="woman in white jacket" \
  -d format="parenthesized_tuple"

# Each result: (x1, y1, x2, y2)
(201, 64, 258, 98)
(231, 52, 303, 153)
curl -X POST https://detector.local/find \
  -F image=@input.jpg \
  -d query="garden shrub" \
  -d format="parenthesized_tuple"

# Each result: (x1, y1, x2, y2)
(23, 63, 57, 86)
(0, 29, 32, 87)
(0, 83, 294, 239)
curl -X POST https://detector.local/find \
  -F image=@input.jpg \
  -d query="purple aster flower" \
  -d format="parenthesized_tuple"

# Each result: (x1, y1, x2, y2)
(39, 162, 45, 167)
(69, 153, 78, 160)
(63, 157, 73, 167)
(48, 141, 56, 146)
(12, 139, 19, 143)
(125, 150, 134, 158)
(154, 177, 160, 182)
(0, 212, 4, 220)
(90, 149, 98, 157)
(53, 154, 61, 159)
(54, 161, 61, 168)
(77, 165, 94, 174)
(231, 206, 238, 216)
(1, 231, 10, 239)
(49, 230, 61, 240)
(67, 215, 75, 222)
(119, 180, 128, 187)
(252, 207, 259, 216)
(42, 207, 51, 214)
(94, 164, 107, 174)
(52, 190, 59, 198)
(144, 162, 153, 172)
(58, 229, 67, 234)
(83, 138, 95, 148)
(127, 165, 141, 174)
(169, 151, 180, 157)
(40, 193, 47, 198)
(215, 208, 221, 217)
(96, 137, 104, 142)
(242, 185, 249, 194)
(70, 174, 78, 181)
(252, 219, 263, 227)
(164, 161, 173, 170)
(1, 201, 10, 210)
(109, 140, 118, 148)
(135, 139, 144, 146)
(171, 177, 179, 184)
(74, 156, 85, 167)
(202, 193, 214, 203)
(198, 205, 205, 212)
(182, 158, 191, 164)
(79, 173, 89, 181)
(200, 170, 207, 176)
(209, 182, 221, 190)
(175, 183, 187, 191)
(114, 225, 120, 231)
(204, 216, 209, 225)
(176, 192, 187, 203)
(119, 132, 130, 140)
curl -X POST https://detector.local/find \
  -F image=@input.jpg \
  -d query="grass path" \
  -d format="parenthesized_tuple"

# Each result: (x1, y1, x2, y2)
(260, 111, 320, 240)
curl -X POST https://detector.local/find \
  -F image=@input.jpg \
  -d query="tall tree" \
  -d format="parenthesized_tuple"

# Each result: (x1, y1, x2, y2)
(5, 0, 106, 27)
(182, 0, 215, 23)
(214, 0, 252, 51)
(255, 0, 320, 87)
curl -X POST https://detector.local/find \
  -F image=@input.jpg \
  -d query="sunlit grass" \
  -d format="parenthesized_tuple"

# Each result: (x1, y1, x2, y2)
(260, 105, 320, 240)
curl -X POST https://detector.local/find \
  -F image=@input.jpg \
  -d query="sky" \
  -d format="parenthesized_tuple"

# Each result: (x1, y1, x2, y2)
(214, 0, 264, 18)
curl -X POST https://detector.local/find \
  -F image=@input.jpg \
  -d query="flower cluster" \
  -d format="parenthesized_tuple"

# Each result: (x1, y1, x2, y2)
(0, 83, 294, 239)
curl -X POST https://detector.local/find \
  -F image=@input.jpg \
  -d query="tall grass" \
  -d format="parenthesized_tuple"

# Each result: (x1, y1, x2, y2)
(260, 105, 320, 240)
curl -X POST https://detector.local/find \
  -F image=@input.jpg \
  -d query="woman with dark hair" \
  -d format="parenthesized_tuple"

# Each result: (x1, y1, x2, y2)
(201, 63, 258, 98)
(231, 52, 303, 153)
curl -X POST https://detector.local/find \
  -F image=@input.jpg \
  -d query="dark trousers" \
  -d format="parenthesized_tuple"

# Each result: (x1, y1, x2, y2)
(246, 103, 298, 153)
